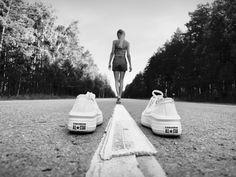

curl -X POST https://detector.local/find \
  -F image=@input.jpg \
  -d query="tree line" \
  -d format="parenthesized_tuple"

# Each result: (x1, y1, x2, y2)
(123, 0, 236, 102)
(0, 0, 115, 98)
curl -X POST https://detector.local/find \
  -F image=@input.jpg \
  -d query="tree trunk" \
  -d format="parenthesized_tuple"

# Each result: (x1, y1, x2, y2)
(1, 50, 7, 94)
(0, 0, 12, 95)
(0, 0, 12, 53)
(17, 75, 22, 96)
(0, 26, 5, 52)
(198, 87, 201, 95)
(209, 83, 212, 96)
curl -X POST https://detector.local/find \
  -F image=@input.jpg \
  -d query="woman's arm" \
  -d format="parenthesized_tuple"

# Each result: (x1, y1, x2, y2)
(127, 42, 132, 72)
(108, 40, 115, 70)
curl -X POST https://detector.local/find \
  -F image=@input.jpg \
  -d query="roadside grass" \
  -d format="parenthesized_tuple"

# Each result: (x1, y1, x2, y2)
(123, 97, 236, 105)
(0, 94, 75, 101)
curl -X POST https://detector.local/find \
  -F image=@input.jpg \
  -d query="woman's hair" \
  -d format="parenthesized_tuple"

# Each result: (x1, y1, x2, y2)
(117, 29, 125, 39)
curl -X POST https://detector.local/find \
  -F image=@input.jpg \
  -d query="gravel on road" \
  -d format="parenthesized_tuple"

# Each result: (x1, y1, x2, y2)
(0, 99, 235, 177)
(0, 99, 115, 177)
(123, 99, 236, 177)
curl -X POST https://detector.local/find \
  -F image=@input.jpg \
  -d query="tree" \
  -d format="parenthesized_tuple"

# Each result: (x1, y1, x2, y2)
(0, 0, 115, 98)
(124, 0, 236, 102)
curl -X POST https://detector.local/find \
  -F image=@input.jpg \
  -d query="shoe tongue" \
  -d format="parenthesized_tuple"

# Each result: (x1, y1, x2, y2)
(152, 90, 163, 97)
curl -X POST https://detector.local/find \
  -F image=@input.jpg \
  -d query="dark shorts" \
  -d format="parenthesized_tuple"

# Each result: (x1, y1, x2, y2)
(112, 56, 127, 72)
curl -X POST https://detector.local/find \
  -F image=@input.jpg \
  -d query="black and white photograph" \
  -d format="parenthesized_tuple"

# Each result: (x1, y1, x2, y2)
(0, 0, 235, 176)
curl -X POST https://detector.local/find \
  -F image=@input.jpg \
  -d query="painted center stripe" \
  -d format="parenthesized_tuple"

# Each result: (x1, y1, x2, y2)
(100, 104, 157, 160)
(86, 104, 166, 177)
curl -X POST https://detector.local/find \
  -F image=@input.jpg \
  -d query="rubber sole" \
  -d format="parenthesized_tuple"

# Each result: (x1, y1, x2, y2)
(141, 114, 182, 136)
(68, 114, 103, 132)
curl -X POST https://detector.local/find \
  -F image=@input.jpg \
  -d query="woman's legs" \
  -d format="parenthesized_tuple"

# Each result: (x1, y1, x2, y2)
(113, 71, 120, 97)
(113, 71, 125, 102)
(119, 71, 126, 98)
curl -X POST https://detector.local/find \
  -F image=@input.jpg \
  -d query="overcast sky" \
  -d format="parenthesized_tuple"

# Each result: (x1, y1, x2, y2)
(33, 0, 214, 91)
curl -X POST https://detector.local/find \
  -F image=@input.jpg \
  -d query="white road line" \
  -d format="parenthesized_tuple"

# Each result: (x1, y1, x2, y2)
(100, 104, 157, 160)
(86, 104, 166, 177)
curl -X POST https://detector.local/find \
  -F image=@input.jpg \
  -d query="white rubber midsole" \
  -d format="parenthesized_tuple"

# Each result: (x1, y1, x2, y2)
(68, 114, 103, 132)
(141, 114, 182, 135)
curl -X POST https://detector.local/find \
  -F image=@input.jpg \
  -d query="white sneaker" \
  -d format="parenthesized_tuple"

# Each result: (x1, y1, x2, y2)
(141, 90, 182, 136)
(68, 92, 103, 132)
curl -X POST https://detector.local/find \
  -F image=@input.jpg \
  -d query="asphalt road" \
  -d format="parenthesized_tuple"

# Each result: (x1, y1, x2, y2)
(0, 99, 115, 177)
(0, 98, 235, 177)
(123, 99, 236, 177)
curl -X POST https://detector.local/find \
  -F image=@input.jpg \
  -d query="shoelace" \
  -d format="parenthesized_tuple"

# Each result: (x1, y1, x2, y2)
(153, 95, 164, 104)
(86, 92, 96, 101)
(148, 90, 164, 107)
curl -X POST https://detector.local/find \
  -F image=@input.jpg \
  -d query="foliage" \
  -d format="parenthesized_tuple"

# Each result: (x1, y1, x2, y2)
(0, 0, 115, 97)
(123, 0, 236, 102)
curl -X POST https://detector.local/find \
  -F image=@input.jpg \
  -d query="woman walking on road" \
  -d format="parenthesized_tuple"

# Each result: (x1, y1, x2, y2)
(108, 29, 132, 104)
